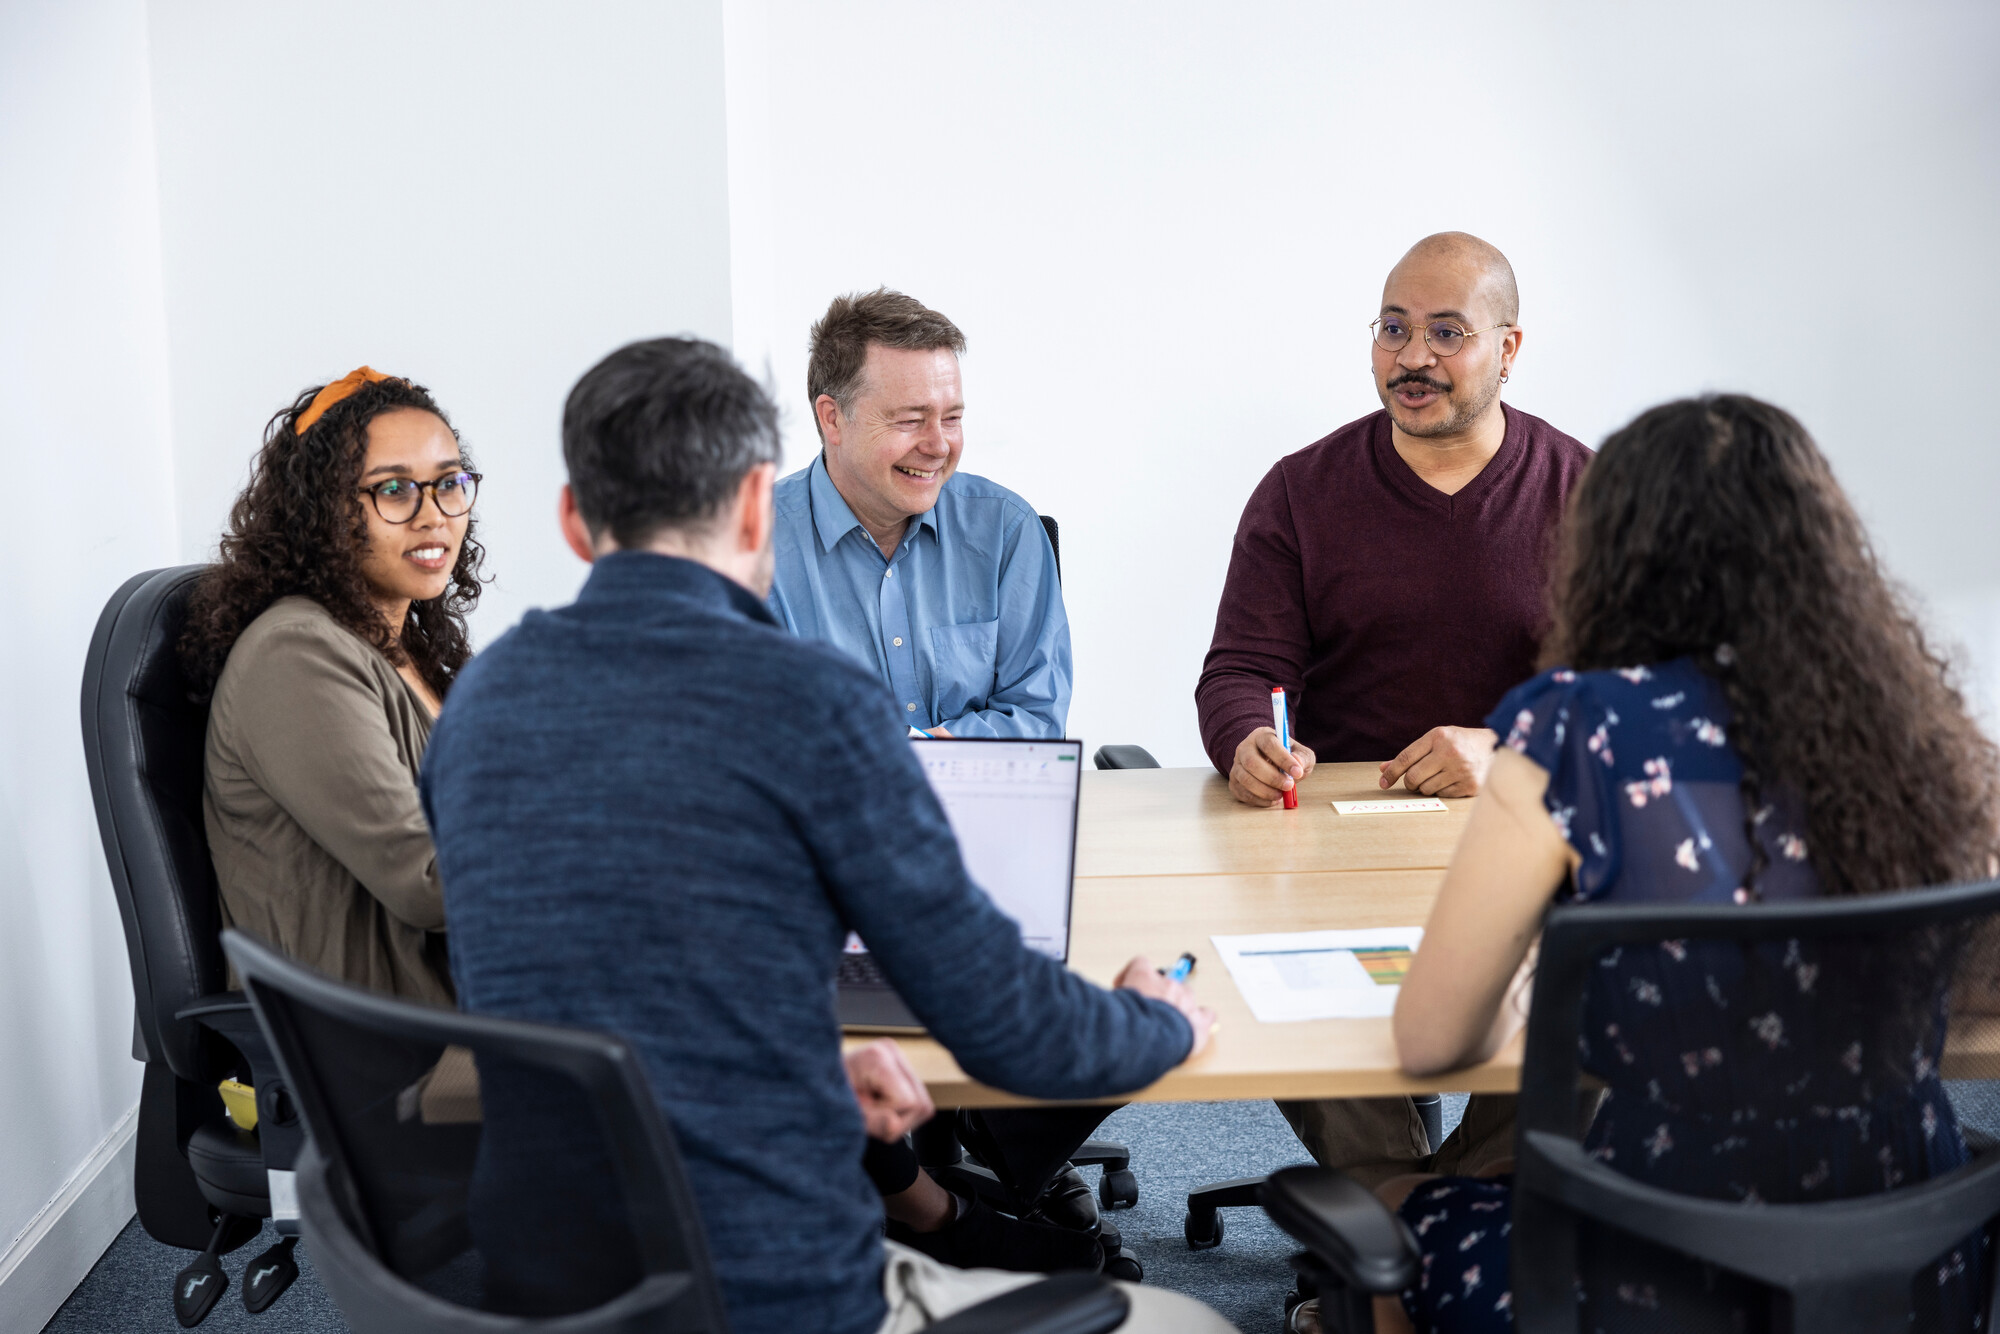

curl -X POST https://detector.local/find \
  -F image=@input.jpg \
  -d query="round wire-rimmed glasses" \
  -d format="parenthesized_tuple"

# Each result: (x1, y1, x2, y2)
(1370, 315, 1511, 358)
(358, 471, 482, 524)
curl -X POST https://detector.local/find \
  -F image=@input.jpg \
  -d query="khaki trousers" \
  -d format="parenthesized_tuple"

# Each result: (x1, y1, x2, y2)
(1276, 1093, 1520, 1190)
(876, 1240, 1234, 1333)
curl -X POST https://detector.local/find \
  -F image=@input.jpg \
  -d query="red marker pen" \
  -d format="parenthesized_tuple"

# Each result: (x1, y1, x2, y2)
(1272, 686, 1297, 809)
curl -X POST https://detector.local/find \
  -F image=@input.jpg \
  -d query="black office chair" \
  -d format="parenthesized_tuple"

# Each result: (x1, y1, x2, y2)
(81, 565, 304, 1325)
(222, 929, 1138, 1334)
(1091, 745, 1161, 770)
(1258, 878, 2000, 1333)
(916, 1115, 1143, 1277)
(1040, 514, 1061, 579)
(1180, 1098, 1443, 1255)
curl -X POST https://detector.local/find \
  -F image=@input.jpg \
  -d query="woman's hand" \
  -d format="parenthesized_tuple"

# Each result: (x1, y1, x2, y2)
(1393, 748, 1575, 1075)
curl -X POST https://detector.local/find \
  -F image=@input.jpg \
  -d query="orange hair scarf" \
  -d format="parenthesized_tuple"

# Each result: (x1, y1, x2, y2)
(295, 366, 391, 434)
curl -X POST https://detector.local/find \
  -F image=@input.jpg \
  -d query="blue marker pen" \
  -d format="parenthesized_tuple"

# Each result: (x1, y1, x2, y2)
(1167, 952, 1197, 983)
(1273, 685, 1297, 809)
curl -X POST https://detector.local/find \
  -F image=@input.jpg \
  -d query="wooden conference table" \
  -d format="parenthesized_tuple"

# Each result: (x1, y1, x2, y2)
(849, 762, 2000, 1108)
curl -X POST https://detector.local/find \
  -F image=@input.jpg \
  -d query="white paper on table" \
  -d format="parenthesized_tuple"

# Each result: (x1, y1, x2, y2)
(1330, 797, 1447, 815)
(1211, 927, 1425, 1022)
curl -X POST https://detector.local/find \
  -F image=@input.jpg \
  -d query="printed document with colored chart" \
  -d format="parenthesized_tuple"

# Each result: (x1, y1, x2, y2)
(1211, 928, 1425, 1022)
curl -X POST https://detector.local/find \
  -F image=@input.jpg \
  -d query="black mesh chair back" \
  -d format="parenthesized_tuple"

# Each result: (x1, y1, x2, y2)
(1510, 878, 2000, 1334)
(223, 929, 731, 1332)
(81, 565, 229, 1082)
(1039, 514, 1060, 579)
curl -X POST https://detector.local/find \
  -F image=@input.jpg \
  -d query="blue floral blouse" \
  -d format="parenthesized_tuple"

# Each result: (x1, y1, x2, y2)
(1394, 659, 1981, 1333)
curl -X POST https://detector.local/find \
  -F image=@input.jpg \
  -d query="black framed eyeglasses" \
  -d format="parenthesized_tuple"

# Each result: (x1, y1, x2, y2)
(1370, 315, 1511, 358)
(358, 471, 482, 524)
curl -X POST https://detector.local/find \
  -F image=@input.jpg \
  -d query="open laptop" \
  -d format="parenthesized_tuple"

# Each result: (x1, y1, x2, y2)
(838, 736, 1083, 1033)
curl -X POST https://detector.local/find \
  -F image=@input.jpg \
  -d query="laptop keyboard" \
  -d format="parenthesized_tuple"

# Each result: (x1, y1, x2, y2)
(838, 952, 889, 987)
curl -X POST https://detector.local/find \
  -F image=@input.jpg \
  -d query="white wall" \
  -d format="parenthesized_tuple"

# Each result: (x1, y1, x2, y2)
(148, 0, 737, 639)
(0, 0, 176, 1320)
(727, 0, 2000, 764)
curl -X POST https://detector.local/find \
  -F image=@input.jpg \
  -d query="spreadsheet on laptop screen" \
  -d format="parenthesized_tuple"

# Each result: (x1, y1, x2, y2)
(912, 738, 1080, 958)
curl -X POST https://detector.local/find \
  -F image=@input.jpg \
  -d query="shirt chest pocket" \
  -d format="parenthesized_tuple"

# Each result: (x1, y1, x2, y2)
(927, 619, 1000, 721)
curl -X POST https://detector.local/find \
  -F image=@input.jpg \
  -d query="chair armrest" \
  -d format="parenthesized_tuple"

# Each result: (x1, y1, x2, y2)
(925, 1273, 1128, 1334)
(175, 991, 304, 1171)
(1092, 745, 1161, 770)
(1259, 1164, 1417, 1294)
(176, 991, 274, 1072)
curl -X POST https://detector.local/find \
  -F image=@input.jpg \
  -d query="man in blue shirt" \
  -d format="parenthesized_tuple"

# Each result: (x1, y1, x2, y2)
(770, 288, 1070, 738)
(422, 337, 1227, 1334)
(770, 290, 1117, 1264)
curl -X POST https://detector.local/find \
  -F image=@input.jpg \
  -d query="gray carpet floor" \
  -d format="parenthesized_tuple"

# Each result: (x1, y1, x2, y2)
(45, 1085, 2000, 1332)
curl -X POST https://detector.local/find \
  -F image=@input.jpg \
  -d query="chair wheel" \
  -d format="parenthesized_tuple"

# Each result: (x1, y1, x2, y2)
(241, 1237, 299, 1314)
(1099, 1167, 1138, 1210)
(1184, 1208, 1224, 1250)
(1104, 1247, 1143, 1282)
(172, 1252, 227, 1327)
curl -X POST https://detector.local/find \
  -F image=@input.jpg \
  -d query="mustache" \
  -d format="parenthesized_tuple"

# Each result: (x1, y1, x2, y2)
(1388, 373, 1450, 393)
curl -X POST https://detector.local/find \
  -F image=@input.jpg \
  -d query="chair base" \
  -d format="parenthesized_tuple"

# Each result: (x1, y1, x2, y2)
(927, 1135, 1146, 1280)
(1186, 1094, 1446, 1252)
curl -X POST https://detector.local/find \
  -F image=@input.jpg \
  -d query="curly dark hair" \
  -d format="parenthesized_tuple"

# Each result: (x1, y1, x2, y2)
(1542, 393, 1999, 900)
(179, 375, 486, 700)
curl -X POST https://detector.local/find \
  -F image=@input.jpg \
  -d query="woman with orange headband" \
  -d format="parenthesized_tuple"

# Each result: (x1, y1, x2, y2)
(180, 368, 485, 1004)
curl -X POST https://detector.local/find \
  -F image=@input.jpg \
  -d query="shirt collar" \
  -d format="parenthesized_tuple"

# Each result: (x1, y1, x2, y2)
(574, 549, 779, 627)
(807, 453, 941, 558)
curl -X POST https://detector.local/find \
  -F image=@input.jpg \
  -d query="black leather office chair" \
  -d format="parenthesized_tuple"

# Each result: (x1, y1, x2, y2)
(1259, 878, 2000, 1332)
(81, 565, 304, 1325)
(223, 930, 1137, 1334)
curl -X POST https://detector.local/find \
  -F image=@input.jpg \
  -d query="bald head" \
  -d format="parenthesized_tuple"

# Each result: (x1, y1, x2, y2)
(1388, 232, 1519, 326)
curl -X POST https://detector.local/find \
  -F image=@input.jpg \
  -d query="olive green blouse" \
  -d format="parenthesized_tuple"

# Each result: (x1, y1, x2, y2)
(203, 596, 453, 1006)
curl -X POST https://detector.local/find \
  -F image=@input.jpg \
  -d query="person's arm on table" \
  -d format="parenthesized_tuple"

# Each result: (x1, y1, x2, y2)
(802, 681, 1212, 1098)
(1195, 465, 1318, 806)
(1380, 726, 1498, 797)
(931, 512, 1070, 739)
(1393, 747, 1576, 1075)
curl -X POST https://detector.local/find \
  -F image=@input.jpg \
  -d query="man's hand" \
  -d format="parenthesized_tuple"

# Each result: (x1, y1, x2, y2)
(1379, 726, 1497, 797)
(1228, 727, 1317, 807)
(843, 1039, 935, 1141)
(1116, 955, 1218, 1059)
(926, 725, 954, 738)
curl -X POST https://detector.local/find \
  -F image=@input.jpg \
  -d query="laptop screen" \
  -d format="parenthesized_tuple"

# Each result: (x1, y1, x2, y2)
(912, 737, 1081, 960)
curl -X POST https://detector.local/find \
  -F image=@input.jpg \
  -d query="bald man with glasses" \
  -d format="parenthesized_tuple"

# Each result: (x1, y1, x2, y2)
(1195, 232, 1593, 1195)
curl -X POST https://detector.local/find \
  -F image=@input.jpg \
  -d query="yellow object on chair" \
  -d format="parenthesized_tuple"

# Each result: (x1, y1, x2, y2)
(218, 1079, 258, 1131)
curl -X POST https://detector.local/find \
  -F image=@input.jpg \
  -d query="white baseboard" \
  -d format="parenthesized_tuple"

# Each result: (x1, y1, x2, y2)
(0, 1104, 139, 1333)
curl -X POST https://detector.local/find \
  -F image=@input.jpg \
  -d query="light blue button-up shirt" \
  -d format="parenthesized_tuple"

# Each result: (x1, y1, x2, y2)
(769, 455, 1072, 738)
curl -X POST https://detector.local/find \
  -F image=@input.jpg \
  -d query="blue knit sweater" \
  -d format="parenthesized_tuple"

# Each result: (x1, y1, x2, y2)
(421, 552, 1190, 1333)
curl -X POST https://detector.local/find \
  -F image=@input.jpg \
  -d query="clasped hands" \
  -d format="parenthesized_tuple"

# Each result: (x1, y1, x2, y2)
(1230, 723, 1497, 805)
(841, 955, 1216, 1139)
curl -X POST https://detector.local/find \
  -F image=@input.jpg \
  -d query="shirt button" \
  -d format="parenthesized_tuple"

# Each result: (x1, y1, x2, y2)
(884, 567, 894, 579)
(907, 703, 917, 712)
(893, 637, 903, 647)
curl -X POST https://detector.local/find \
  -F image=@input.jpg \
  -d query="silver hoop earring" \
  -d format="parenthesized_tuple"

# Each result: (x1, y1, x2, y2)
(1500, 369, 1510, 383)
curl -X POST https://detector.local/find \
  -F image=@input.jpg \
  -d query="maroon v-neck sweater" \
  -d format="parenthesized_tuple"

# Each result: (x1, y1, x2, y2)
(1197, 405, 1592, 773)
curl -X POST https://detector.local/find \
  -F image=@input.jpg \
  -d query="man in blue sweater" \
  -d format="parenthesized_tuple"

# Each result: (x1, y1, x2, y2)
(421, 337, 1228, 1334)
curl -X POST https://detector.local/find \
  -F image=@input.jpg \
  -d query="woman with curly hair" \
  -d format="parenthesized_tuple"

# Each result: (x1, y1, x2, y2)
(1343, 394, 2000, 1334)
(182, 368, 485, 1006)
